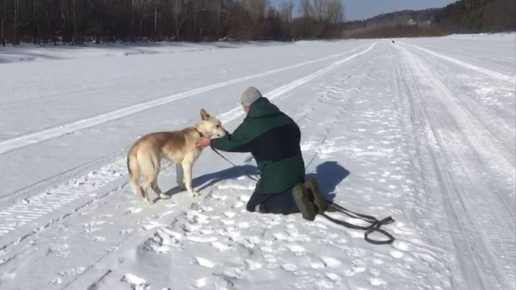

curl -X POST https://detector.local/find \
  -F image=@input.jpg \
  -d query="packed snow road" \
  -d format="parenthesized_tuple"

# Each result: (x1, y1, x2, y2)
(0, 34, 514, 290)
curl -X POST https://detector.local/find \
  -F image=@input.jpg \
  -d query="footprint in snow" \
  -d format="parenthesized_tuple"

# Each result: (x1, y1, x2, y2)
(392, 240, 410, 251)
(315, 279, 335, 289)
(369, 277, 387, 286)
(90, 236, 106, 242)
(245, 259, 262, 270)
(55, 251, 70, 258)
(200, 206, 213, 212)
(325, 272, 340, 282)
(282, 264, 297, 272)
(125, 207, 143, 214)
(320, 257, 341, 268)
(121, 273, 149, 289)
(141, 221, 162, 230)
(84, 227, 102, 233)
(194, 257, 216, 268)
(211, 194, 229, 201)
(200, 228, 214, 235)
(283, 243, 306, 254)
(120, 229, 134, 235)
(223, 211, 236, 218)
(371, 258, 384, 265)
(82, 221, 105, 227)
(96, 214, 113, 219)
(50, 277, 62, 285)
(221, 267, 245, 279)
(390, 249, 404, 259)
(237, 222, 250, 229)
(187, 236, 218, 243)
(263, 254, 277, 264)
(351, 259, 367, 273)
(211, 241, 230, 251)
(192, 277, 208, 288)
(59, 266, 86, 276)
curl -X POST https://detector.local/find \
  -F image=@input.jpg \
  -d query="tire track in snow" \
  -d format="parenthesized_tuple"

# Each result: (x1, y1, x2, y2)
(411, 50, 516, 173)
(0, 43, 377, 257)
(399, 45, 515, 290)
(0, 45, 369, 156)
(399, 42, 516, 85)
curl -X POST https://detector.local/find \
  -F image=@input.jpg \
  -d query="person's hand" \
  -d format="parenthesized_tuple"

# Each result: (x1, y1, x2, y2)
(195, 137, 211, 149)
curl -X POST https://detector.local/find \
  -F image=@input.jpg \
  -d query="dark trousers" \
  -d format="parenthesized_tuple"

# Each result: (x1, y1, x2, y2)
(246, 186, 300, 214)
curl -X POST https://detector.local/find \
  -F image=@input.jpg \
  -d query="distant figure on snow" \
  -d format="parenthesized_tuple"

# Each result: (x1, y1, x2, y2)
(195, 86, 328, 221)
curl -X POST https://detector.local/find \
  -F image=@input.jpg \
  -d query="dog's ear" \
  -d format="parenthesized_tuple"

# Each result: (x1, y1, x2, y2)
(200, 108, 210, 120)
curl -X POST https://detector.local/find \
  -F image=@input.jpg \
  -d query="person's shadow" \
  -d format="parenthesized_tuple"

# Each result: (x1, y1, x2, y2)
(305, 161, 350, 203)
(161, 161, 349, 201)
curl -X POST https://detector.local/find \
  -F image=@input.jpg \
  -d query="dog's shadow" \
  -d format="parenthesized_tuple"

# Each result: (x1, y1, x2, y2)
(160, 165, 260, 200)
(156, 160, 349, 203)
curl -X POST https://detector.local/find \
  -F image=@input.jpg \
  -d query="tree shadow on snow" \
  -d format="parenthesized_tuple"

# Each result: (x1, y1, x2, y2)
(306, 161, 350, 203)
(162, 165, 259, 198)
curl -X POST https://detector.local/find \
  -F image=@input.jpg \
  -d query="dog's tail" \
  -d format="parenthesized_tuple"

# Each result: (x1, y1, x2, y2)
(127, 145, 141, 196)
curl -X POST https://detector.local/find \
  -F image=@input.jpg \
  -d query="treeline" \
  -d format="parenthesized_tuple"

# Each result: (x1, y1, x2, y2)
(343, 0, 515, 39)
(435, 0, 515, 33)
(342, 24, 446, 39)
(344, 8, 438, 30)
(0, 0, 345, 46)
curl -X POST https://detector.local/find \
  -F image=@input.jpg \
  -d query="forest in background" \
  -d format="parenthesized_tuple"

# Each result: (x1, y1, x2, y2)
(0, 0, 514, 46)
(344, 0, 516, 39)
(0, 0, 345, 45)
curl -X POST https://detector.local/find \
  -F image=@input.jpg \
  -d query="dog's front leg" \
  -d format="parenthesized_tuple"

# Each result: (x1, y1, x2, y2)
(175, 163, 186, 190)
(182, 158, 200, 197)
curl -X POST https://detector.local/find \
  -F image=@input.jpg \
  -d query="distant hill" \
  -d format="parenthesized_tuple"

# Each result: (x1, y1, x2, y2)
(344, 9, 440, 30)
(342, 0, 515, 38)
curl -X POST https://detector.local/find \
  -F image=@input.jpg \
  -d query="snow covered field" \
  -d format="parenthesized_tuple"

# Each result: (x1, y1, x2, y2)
(0, 34, 514, 290)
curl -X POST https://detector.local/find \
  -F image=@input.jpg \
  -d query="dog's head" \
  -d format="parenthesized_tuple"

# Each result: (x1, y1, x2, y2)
(198, 108, 228, 138)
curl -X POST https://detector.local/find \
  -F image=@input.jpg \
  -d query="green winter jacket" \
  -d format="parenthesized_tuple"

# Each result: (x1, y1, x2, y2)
(210, 97, 305, 194)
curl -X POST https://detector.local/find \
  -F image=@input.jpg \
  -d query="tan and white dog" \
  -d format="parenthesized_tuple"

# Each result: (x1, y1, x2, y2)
(127, 109, 228, 204)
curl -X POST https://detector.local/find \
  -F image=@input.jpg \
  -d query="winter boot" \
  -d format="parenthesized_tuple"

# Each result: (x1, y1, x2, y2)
(292, 182, 317, 221)
(305, 176, 329, 214)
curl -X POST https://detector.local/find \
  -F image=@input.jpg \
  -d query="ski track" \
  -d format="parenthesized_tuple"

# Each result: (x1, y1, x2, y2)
(82, 45, 442, 290)
(0, 43, 377, 289)
(0, 36, 514, 290)
(398, 44, 515, 290)
(0, 42, 377, 239)
(399, 42, 516, 85)
(0, 46, 367, 156)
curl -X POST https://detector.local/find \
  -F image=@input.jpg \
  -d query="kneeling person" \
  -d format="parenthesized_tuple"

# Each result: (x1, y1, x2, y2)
(195, 86, 328, 220)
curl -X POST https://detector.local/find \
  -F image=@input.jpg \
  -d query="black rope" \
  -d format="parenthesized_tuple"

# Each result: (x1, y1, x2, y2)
(211, 147, 395, 245)
(323, 202, 395, 245)
(211, 147, 258, 181)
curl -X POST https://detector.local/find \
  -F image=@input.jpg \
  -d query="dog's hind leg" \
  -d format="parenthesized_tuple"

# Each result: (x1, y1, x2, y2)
(138, 152, 160, 204)
(140, 178, 152, 204)
(151, 178, 169, 200)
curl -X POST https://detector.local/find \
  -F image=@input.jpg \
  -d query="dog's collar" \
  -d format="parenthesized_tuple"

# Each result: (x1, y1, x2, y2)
(193, 127, 204, 137)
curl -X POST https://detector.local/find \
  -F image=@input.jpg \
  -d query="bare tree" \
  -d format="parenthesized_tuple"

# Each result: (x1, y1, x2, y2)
(14, 0, 19, 45)
(326, 0, 345, 24)
(1, 0, 5, 46)
(279, 0, 295, 23)
(299, 0, 312, 17)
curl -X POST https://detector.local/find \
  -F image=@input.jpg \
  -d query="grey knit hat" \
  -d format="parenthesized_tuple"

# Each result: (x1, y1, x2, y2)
(241, 86, 262, 107)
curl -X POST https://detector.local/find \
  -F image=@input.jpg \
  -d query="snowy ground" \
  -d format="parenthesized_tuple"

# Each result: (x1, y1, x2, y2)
(0, 34, 514, 290)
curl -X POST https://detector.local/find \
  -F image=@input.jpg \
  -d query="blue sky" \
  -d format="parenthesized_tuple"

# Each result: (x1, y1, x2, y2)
(270, 0, 457, 21)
